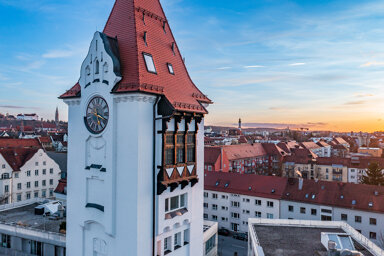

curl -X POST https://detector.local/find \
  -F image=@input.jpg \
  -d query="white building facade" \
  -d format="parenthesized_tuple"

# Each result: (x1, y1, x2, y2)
(61, 0, 212, 255)
(0, 148, 61, 204)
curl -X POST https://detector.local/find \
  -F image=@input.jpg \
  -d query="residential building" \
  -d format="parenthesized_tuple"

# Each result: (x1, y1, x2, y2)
(60, 0, 211, 255)
(204, 143, 286, 176)
(358, 147, 383, 157)
(204, 172, 286, 233)
(16, 113, 39, 121)
(0, 146, 61, 204)
(205, 172, 384, 247)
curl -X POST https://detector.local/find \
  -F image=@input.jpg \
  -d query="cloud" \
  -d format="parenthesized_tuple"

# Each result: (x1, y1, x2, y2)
(216, 67, 232, 70)
(238, 122, 328, 129)
(344, 100, 366, 105)
(244, 65, 264, 68)
(269, 107, 284, 111)
(360, 61, 384, 67)
(354, 93, 373, 98)
(289, 63, 306, 66)
(306, 122, 328, 126)
(0, 105, 40, 110)
(42, 50, 75, 59)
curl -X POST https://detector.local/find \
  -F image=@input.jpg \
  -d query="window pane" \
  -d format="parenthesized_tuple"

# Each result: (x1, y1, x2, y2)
(170, 196, 179, 210)
(165, 148, 174, 165)
(168, 64, 174, 74)
(143, 53, 156, 73)
(177, 135, 184, 144)
(187, 147, 195, 162)
(180, 194, 186, 207)
(165, 198, 169, 212)
(177, 147, 184, 163)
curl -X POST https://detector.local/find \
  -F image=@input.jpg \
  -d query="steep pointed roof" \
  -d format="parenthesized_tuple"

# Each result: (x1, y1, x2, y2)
(60, 0, 211, 114)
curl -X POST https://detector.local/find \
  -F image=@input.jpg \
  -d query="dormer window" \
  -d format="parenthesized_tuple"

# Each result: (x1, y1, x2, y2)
(143, 53, 157, 74)
(167, 63, 174, 75)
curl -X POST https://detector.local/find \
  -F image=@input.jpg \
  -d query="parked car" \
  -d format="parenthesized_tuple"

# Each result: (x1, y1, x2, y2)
(233, 233, 248, 241)
(218, 228, 230, 236)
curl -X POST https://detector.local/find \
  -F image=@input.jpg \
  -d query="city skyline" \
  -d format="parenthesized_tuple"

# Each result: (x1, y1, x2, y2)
(1, 0, 384, 132)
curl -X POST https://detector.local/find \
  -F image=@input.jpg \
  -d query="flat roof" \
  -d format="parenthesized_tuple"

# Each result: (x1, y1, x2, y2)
(0, 203, 64, 234)
(252, 225, 374, 256)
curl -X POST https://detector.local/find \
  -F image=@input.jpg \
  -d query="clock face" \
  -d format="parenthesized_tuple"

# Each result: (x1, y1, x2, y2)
(85, 96, 109, 134)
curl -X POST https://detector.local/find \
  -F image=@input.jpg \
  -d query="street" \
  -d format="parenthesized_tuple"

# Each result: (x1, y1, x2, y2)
(218, 235, 248, 256)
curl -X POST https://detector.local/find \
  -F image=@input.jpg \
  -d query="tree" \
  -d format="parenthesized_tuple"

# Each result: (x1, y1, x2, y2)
(362, 162, 384, 186)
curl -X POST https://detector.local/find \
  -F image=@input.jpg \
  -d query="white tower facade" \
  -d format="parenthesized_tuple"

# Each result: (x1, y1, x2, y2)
(61, 1, 212, 255)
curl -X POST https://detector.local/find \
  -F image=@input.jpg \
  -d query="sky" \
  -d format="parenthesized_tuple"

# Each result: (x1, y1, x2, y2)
(1, 0, 384, 132)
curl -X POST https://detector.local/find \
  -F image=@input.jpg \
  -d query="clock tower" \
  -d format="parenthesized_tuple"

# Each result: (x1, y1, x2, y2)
(60, 0, 212, 256)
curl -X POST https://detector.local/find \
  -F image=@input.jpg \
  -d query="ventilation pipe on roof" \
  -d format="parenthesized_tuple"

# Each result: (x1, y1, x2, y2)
(298, 178, 303, 190)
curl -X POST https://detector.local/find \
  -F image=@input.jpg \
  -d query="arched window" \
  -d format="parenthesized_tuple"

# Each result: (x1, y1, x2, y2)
(95, 59, 100, 74)
(103, 62, 108, 74)
(85, 66, 90, 76)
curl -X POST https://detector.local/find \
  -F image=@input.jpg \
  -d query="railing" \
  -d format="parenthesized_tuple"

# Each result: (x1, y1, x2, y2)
(248, 218, 384, 256)
(0, 198, 46, 212)
(0, 221, 66, 246)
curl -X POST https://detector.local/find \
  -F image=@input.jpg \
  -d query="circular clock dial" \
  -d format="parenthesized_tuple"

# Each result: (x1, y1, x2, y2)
(85, 96, 109, 134)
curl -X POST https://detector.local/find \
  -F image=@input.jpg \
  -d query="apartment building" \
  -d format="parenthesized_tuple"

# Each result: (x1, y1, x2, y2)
(204, 143, 286, 176)
(204, 172, 384, 247)
(0, 144, 61, 204)
(204, 172, 286, 233)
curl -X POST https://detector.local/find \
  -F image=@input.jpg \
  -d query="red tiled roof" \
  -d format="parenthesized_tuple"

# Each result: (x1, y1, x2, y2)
(223, 143, 266, 161)
(315, 157, 350, 166)
(54, 179, 67, 195)
(333, 137, 349, 145)
(204, 171, 287, 200)
(332, 144, 348, 150)
(38, 137, 52, 144)
(0, 138, 41, 149)
(283, 148, 317, 164)
(205, 172, 384, 214)
(316, 141, 330, 147)
(262, 143, 287, 156)
(283, 178, 384, 214)
(300, 142, 321, 150)
(60, 0, 211, 114)
(0, 148, 38, 171)
(205, 147, 221, 164)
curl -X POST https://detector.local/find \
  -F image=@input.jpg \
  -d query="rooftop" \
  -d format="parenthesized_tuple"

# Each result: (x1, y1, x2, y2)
(249, 219, 381, 256)
(0, 201, 64, 234)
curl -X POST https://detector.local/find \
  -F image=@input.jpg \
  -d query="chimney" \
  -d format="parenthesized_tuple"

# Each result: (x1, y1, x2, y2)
(298, 178, 303, 190)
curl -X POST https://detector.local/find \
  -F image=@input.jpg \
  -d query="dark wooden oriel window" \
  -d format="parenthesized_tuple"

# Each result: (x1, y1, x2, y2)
(165, 134, 174, 165)
(187, 133, 195, 162)
(176, 133, 185, 163)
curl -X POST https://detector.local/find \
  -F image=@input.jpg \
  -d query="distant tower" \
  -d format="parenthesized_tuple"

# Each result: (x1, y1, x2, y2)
(238, 118, 242, 130)
(55, 107, 59, 127)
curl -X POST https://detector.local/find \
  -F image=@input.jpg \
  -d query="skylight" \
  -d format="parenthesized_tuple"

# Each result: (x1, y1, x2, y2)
(215, 181, 219, 186)
(352, 200, 356, 205)
(224, 183, 229, 188)
(167, 63, 174, 75)
(143, 53, 156, 74)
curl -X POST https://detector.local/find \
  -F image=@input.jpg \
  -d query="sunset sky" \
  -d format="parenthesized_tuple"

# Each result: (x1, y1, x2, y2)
(1, 0, 384, 132)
